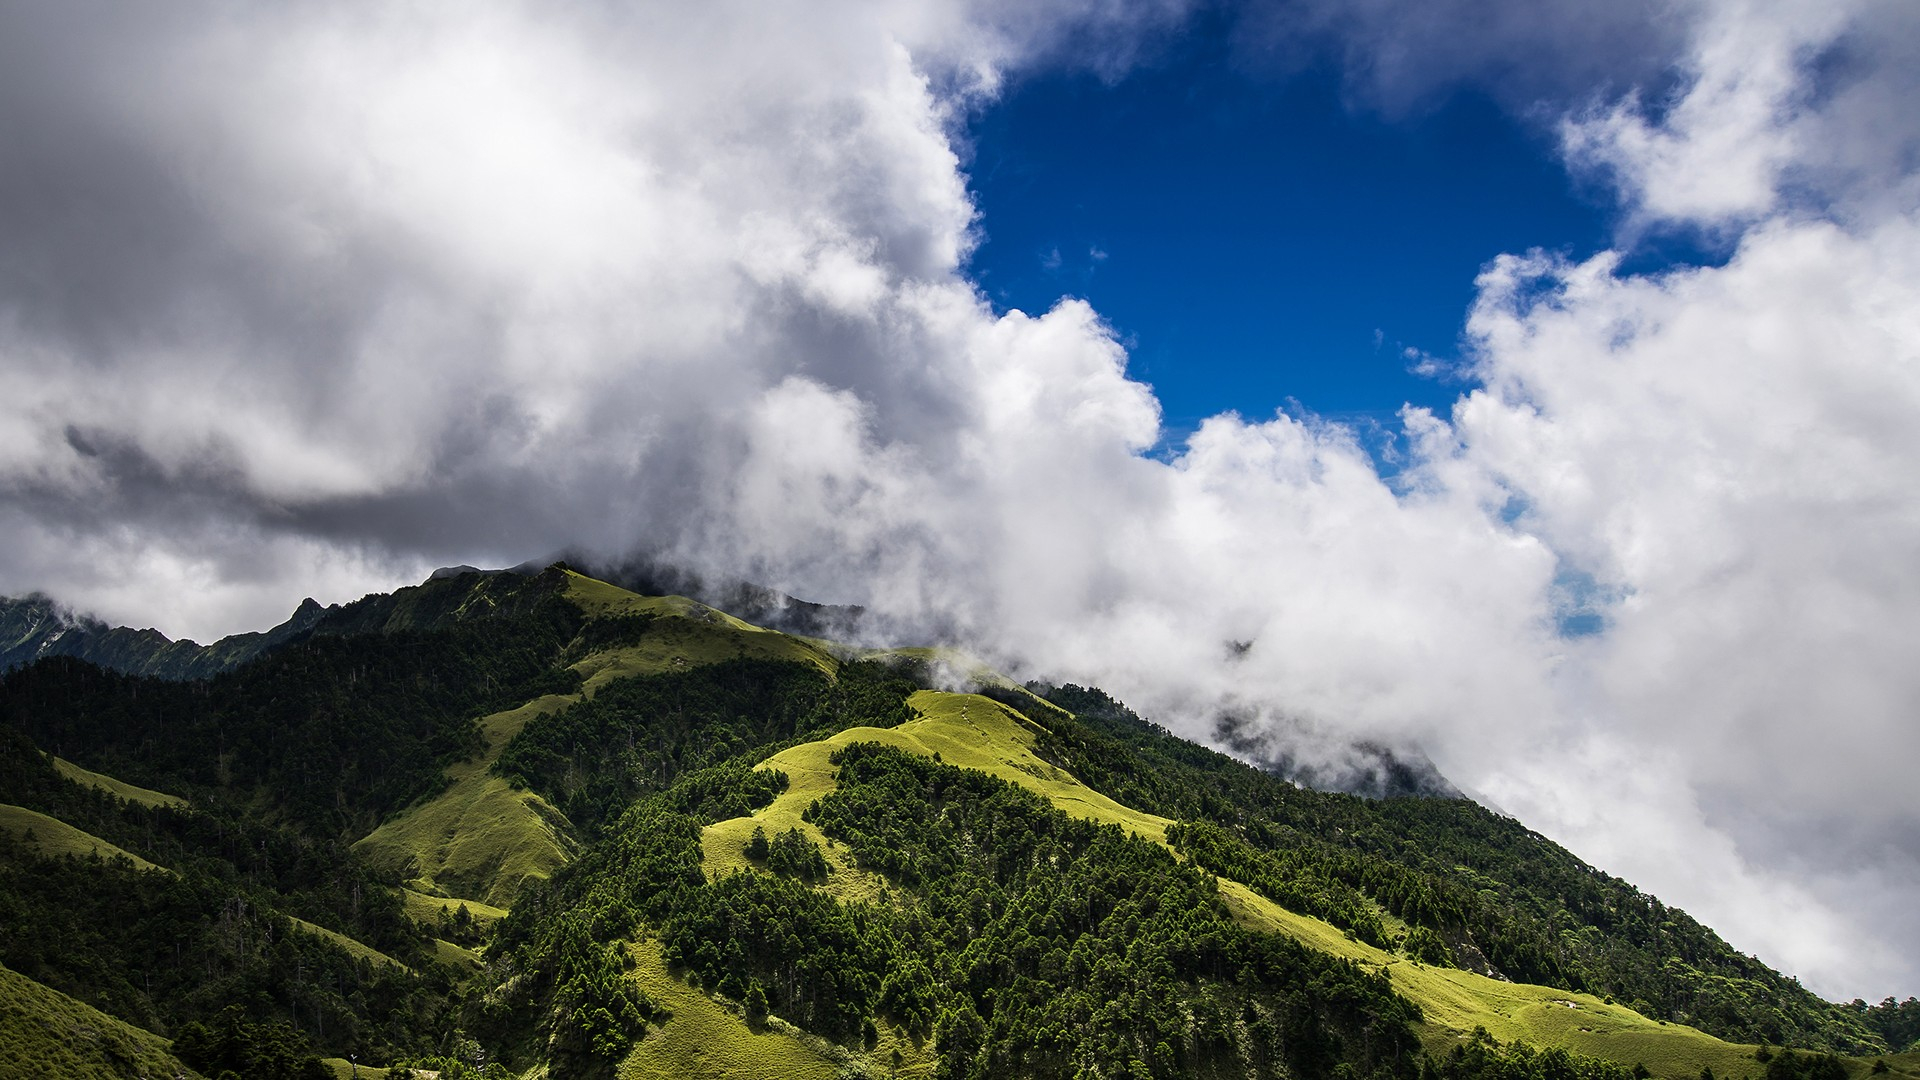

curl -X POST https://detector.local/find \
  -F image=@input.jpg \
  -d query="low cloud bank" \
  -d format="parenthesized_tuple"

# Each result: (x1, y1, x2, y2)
(0, 0, 1914, 998)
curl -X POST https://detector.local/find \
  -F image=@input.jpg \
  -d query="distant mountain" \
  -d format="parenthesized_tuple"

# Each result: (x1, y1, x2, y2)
(0, 592, 327, 680)
(0, 565, 1913, 1080)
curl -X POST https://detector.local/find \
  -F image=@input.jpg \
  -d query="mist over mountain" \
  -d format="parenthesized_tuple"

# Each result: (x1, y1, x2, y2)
(2, 565, 1915, 1079)
(0, 0, 1915, 1006)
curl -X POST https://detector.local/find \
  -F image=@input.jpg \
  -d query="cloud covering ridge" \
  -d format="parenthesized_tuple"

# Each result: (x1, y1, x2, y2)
(0, 0, 1915, 998)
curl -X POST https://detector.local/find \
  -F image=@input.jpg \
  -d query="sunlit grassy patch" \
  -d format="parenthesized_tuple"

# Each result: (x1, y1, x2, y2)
(429, 937, 484, 975)
(696, 690, 1795, 1080)
(0, 963, 197, 1080)
(353, 773, 576, 908)
(400, 886, 507, 930)
(700, 690, 1173, 911)
(284, 917, 407, 972)
(618, 936, 935, 1080)
(355, 695, 580, 909)
(619, 937, 839, 1080)
(52, 756, 188, 809)
(0, 804, 166, 873)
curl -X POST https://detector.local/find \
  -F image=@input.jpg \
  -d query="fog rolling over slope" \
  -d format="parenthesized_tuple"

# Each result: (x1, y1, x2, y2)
(0, 0, 1916, 1003)
(3, 564, 1916, 1078)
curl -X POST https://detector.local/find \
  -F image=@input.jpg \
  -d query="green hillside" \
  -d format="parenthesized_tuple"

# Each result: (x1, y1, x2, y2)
(354, 693, 582, 908)
(52, 754, 188, 808)
(688, 690, 1775, 1078)
(0, 963, 203, 1080)
(0, 565, 1911, 1080)
(0, 803, 167, 872)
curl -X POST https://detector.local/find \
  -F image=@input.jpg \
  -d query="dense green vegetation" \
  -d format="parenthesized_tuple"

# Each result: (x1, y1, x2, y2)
(0, 727, 420, 955)
(0, 831, 435, 1062)
(1024, 684, 1887, 1054)
(1, 576, 582, 837)
(0, 961, 203, 1080)
(484, 747, 1426, 1079)
(0, 724, 442, 1062)
(0, 570, 590, 1070)
(0, 567, 1904, 1080)
(808, 742, 1424, 1077)
(1850, 998, 1920, 1053)
(171, 1006, 333, 1080)
(494, 656, 917, 833)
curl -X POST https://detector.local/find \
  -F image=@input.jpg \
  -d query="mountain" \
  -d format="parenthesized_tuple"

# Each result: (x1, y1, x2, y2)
(0, 591, 328, 680)
(0, 565, 1915, 1080)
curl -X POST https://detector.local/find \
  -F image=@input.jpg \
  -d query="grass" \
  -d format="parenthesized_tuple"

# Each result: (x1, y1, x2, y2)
(284, 917, 407, 972)
(399, 886, 507, 930)
(695, 691, 1806, 1080)
(429, 937, 484, 975)
(353, 772, 577, 909)
(52, 757, 188, 809)
(0, 962, 201, 1080)
(700, 691, 1173, 908)
(1218, 877, 1768, 1075)
(1859, 1054, 1920, 1080)
(618, 936, 935, 1080)
(0, 804, 167, 873)
(563, 572, 838, 691)
(0, 806, 409, 975)
(353, 694, 580, 909)
(321, 1059, 391, 1079)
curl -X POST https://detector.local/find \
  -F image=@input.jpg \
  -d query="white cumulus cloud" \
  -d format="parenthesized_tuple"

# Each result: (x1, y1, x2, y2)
(0, 0, 1914, 1000)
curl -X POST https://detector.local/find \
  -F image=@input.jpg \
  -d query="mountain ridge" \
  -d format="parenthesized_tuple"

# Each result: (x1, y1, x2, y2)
(0, 565, 1913, 1079)
(0, 591, 329, 680)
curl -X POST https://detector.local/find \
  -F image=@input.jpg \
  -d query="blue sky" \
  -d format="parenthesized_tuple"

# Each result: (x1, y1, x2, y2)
(1, 1, 1915, 998)
(963, 26, 1695, 441)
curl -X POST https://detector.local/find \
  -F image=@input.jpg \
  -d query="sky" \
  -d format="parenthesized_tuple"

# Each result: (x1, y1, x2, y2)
(0, 1, 1917, 1001)
(964, 27, 1616, 435)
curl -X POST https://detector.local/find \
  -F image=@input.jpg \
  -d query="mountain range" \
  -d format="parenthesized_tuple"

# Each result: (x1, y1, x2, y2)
(0, 564, 1914, 1080)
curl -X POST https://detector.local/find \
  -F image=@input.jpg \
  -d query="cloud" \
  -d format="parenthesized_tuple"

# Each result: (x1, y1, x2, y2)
(0, 0, 1915, 1000)
(1226, 0, 1693, 116)
(1451, 209, 1920, 995)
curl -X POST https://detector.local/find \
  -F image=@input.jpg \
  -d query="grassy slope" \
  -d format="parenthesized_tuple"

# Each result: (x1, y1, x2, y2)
(563, 571, 837, 691)
(282, 917, 407, 972)
(52, 756, 188, 808)
(429, 937, 484, 975)
(353, 693, 580, 908)
(1, 806, 408, 974)
(1220, 886, 1771, 1077)
(698, 690, 1799, 1080)
(0, 963, 204, 1080)
(400, 886, 508, 929)
(702, 690, 1172, 887)
(619, 936, 936, 1080)
(353, 573, 838, 910)
(0, 803, 166, 872)
(321, 1059, 392, 1079)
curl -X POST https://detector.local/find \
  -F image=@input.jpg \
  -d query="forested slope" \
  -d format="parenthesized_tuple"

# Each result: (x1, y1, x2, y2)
(0, 565, 1910, 1080)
